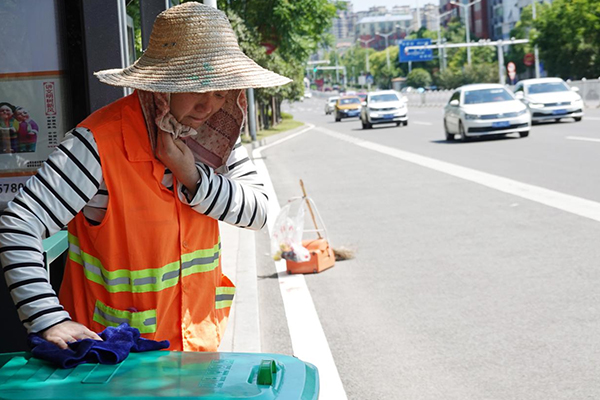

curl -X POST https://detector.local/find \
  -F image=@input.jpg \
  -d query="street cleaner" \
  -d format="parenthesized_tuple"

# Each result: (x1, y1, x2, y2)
(0, 2, 291, 354)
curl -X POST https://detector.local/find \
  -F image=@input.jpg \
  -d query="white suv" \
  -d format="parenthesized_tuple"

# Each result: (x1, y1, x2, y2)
(360, 91, 408, 129)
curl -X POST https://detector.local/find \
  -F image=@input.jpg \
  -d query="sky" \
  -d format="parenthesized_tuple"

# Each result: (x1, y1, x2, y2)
(349, 0, 440, 13)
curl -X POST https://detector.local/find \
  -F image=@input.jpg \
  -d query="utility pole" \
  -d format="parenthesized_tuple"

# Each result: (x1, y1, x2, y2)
(376, 31, 395, 69)
(425, 10, 453, 71)
(450, 0, 482, 66)
(358, 37, 375, 90)
(531, 0, 541, 78)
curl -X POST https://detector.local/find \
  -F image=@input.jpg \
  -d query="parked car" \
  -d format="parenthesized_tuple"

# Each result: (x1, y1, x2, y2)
(324, 96, 339, 115)
(443, 83, 530, 141)
(334, 96, 362, 122)
(513, 77, 584, 123)
(360, 90, 408, 129)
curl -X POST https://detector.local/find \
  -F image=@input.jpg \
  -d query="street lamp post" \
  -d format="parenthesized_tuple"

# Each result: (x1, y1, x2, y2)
(376, 31, 395, 69)
(449, 0, 482, 66)
(531, 0, 541, 78)
(358, 37, 376, 90)
(396, 24, 418, 73)
(425, 10, 453, 71)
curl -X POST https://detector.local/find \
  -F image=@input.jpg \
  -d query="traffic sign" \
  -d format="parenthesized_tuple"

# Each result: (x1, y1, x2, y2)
(399, 39, 433, 63)
(523, 53, 535, 67)
(507, 62, 516, 81)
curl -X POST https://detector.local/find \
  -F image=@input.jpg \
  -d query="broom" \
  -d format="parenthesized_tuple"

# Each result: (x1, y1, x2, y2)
(299, 179, 355, 261)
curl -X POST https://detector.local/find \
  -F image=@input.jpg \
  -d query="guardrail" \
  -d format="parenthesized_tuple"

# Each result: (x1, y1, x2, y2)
(309, 79, 600, 109)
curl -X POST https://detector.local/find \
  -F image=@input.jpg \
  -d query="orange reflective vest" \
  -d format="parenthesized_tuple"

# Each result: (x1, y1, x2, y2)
(59, 93, 234, 351)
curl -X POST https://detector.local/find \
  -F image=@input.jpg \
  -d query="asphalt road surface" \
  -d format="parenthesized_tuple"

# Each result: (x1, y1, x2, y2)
(256, 95, 600, 400)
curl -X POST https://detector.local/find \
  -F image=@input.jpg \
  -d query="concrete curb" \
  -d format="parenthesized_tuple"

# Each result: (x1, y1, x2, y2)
(218, 122, 308, 353)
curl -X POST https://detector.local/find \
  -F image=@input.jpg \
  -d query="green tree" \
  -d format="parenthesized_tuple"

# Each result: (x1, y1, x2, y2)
(406, 68, 432, 88)
(534, 0, 600, 79)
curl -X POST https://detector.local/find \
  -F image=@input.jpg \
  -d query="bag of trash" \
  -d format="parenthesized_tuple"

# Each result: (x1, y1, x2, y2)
(271, 199, 310, 263)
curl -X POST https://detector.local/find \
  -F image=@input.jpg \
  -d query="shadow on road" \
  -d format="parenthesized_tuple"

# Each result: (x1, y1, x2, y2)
(430, 135, 521, 144)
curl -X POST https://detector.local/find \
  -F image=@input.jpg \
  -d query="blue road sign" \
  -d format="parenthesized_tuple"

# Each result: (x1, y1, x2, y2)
(399, 39, 433, 63)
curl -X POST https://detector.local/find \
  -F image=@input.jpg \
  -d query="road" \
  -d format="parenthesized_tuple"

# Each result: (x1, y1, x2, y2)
(254, 95, 600, 400)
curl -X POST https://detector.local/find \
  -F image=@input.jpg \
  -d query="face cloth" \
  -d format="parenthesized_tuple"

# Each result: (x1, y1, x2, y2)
(138, 90, 247, 171)
(27, 323, 169, 369)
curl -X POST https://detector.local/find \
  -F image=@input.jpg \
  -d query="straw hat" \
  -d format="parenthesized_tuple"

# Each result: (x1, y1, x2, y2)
(95, 2, 291, 93)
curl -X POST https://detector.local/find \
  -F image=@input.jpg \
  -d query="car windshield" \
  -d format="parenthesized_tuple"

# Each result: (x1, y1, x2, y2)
(463, 88, 513, 104)
(527, 82, 570, 94)
(340, 98, 360, 105)
(328, 98, 339, 104)
(370, 94, 399, 103)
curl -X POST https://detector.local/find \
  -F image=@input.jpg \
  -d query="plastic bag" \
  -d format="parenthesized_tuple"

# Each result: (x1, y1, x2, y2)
(271, 200, 310, 263)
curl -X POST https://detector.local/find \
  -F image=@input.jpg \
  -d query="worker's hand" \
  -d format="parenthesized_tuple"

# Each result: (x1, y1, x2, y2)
(41, 320, 103, 349)
(155, 130, 200, 193)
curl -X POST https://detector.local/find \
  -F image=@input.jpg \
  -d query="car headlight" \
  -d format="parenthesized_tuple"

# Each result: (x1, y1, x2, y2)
(516, 109, 528, 116)
(529, 103, 544, 108)
(464, 113, 479, 120)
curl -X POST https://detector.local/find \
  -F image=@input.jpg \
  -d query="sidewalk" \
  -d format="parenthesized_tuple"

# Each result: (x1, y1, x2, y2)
(217, 221, 260, 352)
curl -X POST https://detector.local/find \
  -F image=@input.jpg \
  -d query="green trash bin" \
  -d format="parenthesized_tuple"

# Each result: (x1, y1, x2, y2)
(0, 351, 319, 400)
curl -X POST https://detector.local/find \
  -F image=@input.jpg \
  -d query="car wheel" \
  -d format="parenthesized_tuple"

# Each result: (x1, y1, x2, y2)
(555, 118, 561, 122)
(403, 120, 408, 126)
(459, 121, 468, 142)
(574, 117, 582, 122)
(396, 122, 401, 127)
(361, 119, 367, 129)
(366, 120, 372, 129)
(519, 131, 529, 138)
(335, 113, 341, 122)
(444, 119, 454, 141)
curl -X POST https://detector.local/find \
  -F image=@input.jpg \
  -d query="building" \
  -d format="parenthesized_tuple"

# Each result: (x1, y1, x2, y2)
(331, 1, 357, 42)
(355, 14, 414, 51)
(418, 3, 439, 32)
(438, 0, 489, 39)
(472, 0, 490, 39)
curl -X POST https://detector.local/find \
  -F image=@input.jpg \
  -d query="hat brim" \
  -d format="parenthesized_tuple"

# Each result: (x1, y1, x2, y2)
(95, 50, 292, 93)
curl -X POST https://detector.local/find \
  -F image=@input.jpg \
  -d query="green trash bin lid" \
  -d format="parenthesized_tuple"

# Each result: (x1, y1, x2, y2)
(0, 351, 319, 400)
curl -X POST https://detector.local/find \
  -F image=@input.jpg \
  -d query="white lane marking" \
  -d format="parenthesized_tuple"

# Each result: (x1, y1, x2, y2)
(567, 136, 600, 143)
(316, 127, 600, 223)
(253, 125, 348, 400)
(413, 121, 433, 126)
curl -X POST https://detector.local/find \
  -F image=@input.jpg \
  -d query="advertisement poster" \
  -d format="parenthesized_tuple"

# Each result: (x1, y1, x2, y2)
(0, 0, 69, 206)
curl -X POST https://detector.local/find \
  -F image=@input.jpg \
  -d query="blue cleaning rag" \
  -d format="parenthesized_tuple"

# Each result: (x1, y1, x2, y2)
(28, 323, 169, 369)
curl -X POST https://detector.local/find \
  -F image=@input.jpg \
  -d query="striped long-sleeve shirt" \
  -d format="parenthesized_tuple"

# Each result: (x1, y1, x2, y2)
(0, 126, 267, 334)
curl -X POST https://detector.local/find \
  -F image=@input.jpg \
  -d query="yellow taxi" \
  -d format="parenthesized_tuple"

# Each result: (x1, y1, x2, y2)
(334, 95, 362, 122)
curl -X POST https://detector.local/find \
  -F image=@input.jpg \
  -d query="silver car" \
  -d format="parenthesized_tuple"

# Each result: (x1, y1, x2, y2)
(513, 78, 584, 123)
(324, 96, 339, 115)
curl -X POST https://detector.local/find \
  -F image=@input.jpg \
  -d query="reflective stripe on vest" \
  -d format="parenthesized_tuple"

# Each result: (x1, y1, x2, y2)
(215, 286, 235, 310)
(93, 299, 157, 334)
(68, 233, 221, 293)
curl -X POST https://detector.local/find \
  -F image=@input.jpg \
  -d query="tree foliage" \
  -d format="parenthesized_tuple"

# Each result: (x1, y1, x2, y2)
(406, 68, 432, 88)
(534, 0, 600, 79)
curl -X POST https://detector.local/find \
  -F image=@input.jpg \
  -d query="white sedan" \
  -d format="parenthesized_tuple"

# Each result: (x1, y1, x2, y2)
(360, 90, 408, 129)
(513, 77, 584, 123)
(443, 84, 531, 141)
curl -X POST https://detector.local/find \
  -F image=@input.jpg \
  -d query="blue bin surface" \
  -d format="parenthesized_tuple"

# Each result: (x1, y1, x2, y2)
(0, 351, 319, 400)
